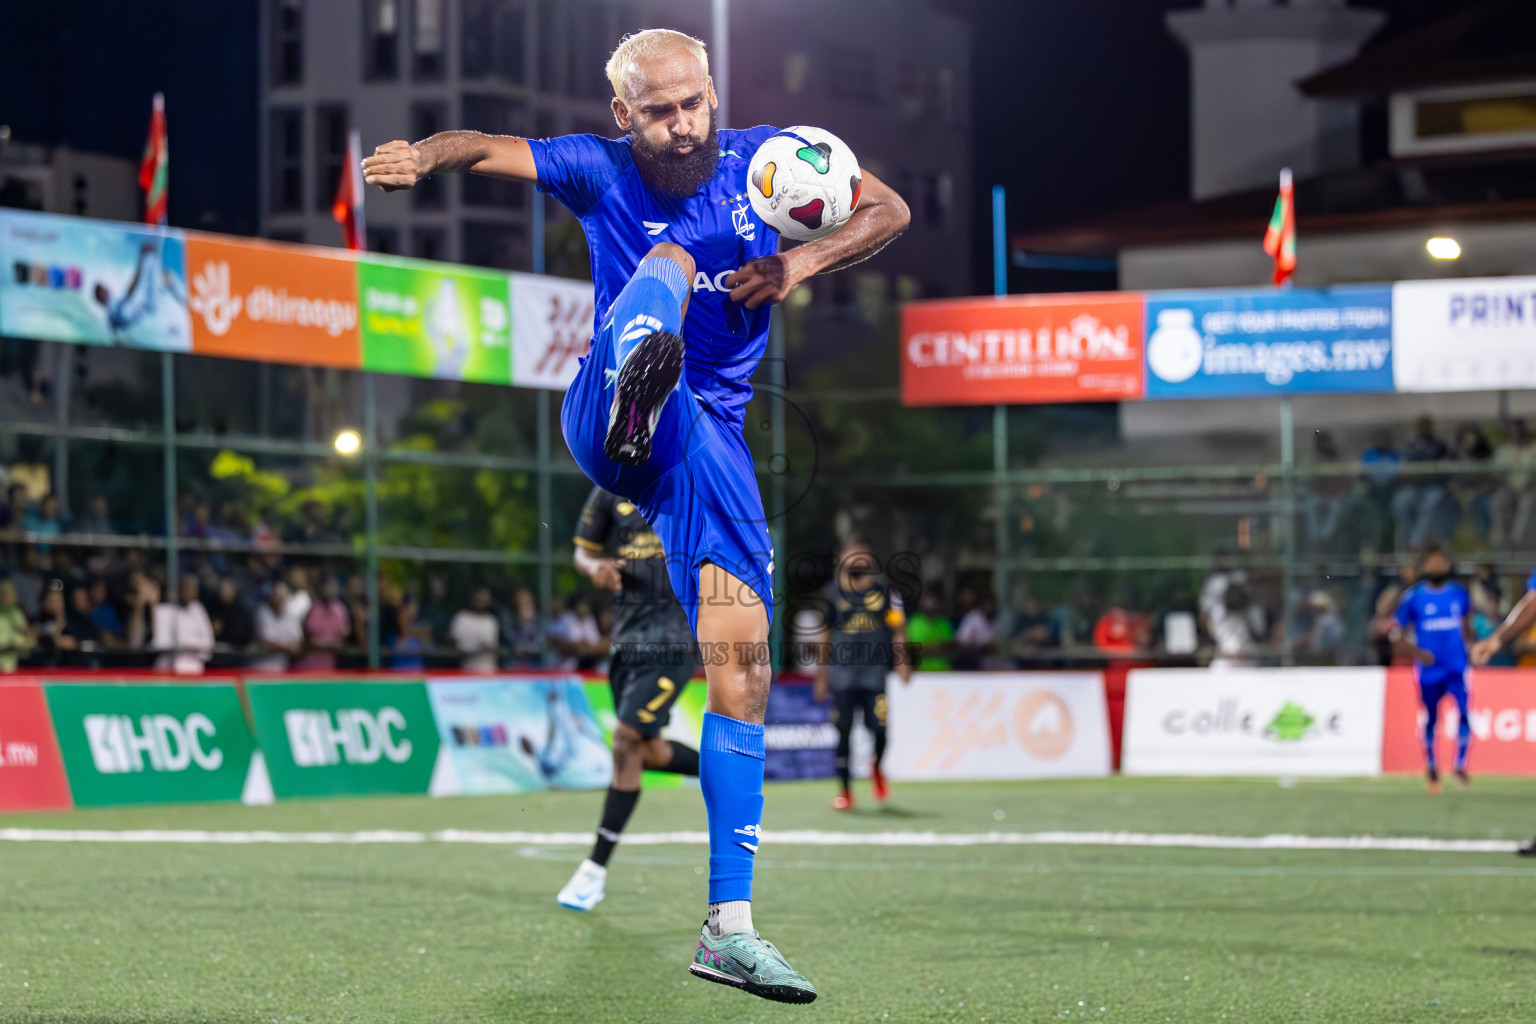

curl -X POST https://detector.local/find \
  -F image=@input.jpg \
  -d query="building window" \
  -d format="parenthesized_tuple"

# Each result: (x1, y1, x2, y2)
(364, 0, 400, 81)
(314, 105, 349, 212)
(412, 0, 444, 80)
(269, 107, 304, 214)
(271, 0, 304, 86)
(410, 102, 448, 209)
(413, 226, 448, 262)
(1391, 81, 1536, 157)
(367, 226, 401, 254)
(461, 0, 526, 83)
(462, 220, 529, 270)
(461, 95, 527, 208)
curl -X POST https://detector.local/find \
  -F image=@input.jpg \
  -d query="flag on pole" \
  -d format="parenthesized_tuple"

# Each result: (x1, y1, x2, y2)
(1262, 167, 1295, 287)
(138, 92, 169, 225)
(332, 128, 367, 251)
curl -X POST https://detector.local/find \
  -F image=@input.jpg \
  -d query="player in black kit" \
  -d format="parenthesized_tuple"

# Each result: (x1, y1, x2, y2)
(557, 486, 701, 911)
(813, 537, 912, 810)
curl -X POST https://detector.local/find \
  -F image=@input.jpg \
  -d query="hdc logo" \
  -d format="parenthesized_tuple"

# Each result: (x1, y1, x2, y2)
(284, 707, 413, 767)
(83, 713, 224, 774)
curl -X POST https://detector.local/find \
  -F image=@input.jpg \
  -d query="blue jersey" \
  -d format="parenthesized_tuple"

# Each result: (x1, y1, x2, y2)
(1395, 581, 1470, 678)
(528, 128, 781, 427)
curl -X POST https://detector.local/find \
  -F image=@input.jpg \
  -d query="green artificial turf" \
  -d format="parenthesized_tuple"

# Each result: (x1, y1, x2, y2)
(2, 777, 1533, 1023)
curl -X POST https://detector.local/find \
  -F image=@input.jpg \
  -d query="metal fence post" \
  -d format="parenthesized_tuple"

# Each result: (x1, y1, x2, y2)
(364, 373, 381, 669)
(161, 353, 178, 598)
(537, 388, 554, 661)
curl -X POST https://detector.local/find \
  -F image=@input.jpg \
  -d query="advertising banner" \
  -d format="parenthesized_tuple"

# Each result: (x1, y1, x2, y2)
(1382, 668, 1536, 775)
(357, 256, 511, 384)
(885, 672, 1112, 781)
(185, 234, 360, 368)
(761, 681, 856, 782)
(0, 682, 73, 812)
(1122, 668, 1385, 776)
(248, 680, 440, 799)
(427, 677, 611, 795)
(1393, 276, 1536, 392)
(44, 683, 256, 806)
(0, 209, 190, 351)
(1144, 287, 1393, 399)
(901, 294, 1145, 406)
(510, 272, 594, 391)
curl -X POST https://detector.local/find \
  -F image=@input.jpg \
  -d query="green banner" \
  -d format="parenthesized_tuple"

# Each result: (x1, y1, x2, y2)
(357, 256, 511, 384)
(44, 683, 256, 807)
(582, 679, 706, 790)
(248, 681, 440, 799)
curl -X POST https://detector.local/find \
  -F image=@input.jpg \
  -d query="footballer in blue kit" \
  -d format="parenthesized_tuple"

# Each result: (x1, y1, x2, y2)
(1390, 547, 1474, 794)
(364, 28, 910, 1003)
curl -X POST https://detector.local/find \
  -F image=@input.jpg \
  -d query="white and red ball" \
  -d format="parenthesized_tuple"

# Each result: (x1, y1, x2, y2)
(746, 126, 862, 242)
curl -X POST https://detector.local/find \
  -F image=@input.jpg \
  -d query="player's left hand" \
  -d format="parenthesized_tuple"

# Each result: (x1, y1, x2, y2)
(725, 255, 802, 309)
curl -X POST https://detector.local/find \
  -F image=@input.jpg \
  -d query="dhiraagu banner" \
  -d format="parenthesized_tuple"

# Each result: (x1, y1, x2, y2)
(357, 256, 511, 384)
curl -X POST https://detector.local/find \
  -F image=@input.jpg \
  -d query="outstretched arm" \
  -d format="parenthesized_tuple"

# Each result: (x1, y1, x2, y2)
(361, 131, 537, 192)
(1472, 588, 1536, 665)
(726, 169, 910, 309)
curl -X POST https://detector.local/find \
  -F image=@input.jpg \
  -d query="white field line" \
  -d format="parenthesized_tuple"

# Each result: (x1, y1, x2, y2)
(0, 827, 1521, 853)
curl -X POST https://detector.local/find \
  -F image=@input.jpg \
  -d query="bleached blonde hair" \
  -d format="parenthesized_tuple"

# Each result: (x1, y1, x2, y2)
(606, 29, 709, 103)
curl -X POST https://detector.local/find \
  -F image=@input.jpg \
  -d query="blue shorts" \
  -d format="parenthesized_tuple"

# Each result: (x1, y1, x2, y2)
(560, 319, 773, 638)
(1417, 670, 1468, 709)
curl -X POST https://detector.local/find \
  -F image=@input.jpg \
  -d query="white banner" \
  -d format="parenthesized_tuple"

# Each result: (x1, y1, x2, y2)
(1392, 277, 1536, 392)
(886, 672, 1111, 781)
(1122, 668, 1386, 777)
(510, 272, 595, 391)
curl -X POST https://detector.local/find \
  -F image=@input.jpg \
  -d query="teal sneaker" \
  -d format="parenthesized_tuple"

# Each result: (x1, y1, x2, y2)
(688, 926, 818, 1004)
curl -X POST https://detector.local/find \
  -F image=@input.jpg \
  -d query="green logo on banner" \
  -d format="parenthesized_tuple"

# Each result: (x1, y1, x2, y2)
(1266, 700, 1317, 743)
(45, 684, 257, 806)
(357, 256, 511, 385)
(248, 681, 440, 798)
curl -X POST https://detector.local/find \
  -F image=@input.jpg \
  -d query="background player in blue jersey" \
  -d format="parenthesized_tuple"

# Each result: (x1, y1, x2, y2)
(1471, 564, 1536, 856)
(1390, 547, 1475, 795)
(363, 27, 910, 1004)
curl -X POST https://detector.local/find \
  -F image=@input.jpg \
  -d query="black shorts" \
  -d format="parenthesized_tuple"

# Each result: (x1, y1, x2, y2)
(832, 688, 888, 734)
(610, 648, 695, 739)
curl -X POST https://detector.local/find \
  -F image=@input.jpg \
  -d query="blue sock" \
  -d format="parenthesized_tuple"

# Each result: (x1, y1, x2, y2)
(700, 712, 765, 905)
(605, 254, 689, 372)
(1422, 701, 1440, 772)
(1453, 691, 1471, 771)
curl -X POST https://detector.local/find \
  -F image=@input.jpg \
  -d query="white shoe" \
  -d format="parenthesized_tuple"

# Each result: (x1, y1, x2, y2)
(557, 858, 607, 911)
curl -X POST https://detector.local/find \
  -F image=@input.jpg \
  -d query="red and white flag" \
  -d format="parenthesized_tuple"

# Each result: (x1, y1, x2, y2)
(1262, 167, 1296, 287)
(138, 92, 169, 225)
(332, 128, 367, 251)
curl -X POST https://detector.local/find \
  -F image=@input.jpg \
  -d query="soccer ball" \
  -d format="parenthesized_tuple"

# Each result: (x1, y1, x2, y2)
(747, 126, 862, 242)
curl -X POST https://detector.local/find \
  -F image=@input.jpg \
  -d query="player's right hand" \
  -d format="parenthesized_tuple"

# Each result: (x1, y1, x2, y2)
(1414, 648, 1436, 666)
(362, 140, 426, 192)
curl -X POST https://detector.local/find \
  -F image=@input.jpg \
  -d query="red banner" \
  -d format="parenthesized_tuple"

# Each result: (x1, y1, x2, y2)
(1382, 667, 1536, 775)
(0, 681, 73, 812)
(901, 293, 1145, 406)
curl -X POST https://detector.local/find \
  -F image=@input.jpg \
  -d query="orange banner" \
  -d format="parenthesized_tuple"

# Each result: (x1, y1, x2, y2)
(1382, 667, 1536, 775)
(185, 235, 361, 367)
(901, 293, 1145, 406)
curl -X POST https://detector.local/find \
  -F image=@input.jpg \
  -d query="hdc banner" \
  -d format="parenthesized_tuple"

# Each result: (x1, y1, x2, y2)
(0, 682, 73, 812)
(885, 672, 1112, 781)
(1122, 668, 1386, 776)
(44, 683, 257, 806)
(248, 680, 440, 799)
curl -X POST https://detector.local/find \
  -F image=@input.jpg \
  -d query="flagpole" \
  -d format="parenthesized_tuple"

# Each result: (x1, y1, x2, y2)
(349, 129, 367, 251)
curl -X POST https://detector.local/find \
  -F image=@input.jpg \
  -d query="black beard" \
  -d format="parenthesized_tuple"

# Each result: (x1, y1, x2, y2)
(630, 109, 719, 198)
